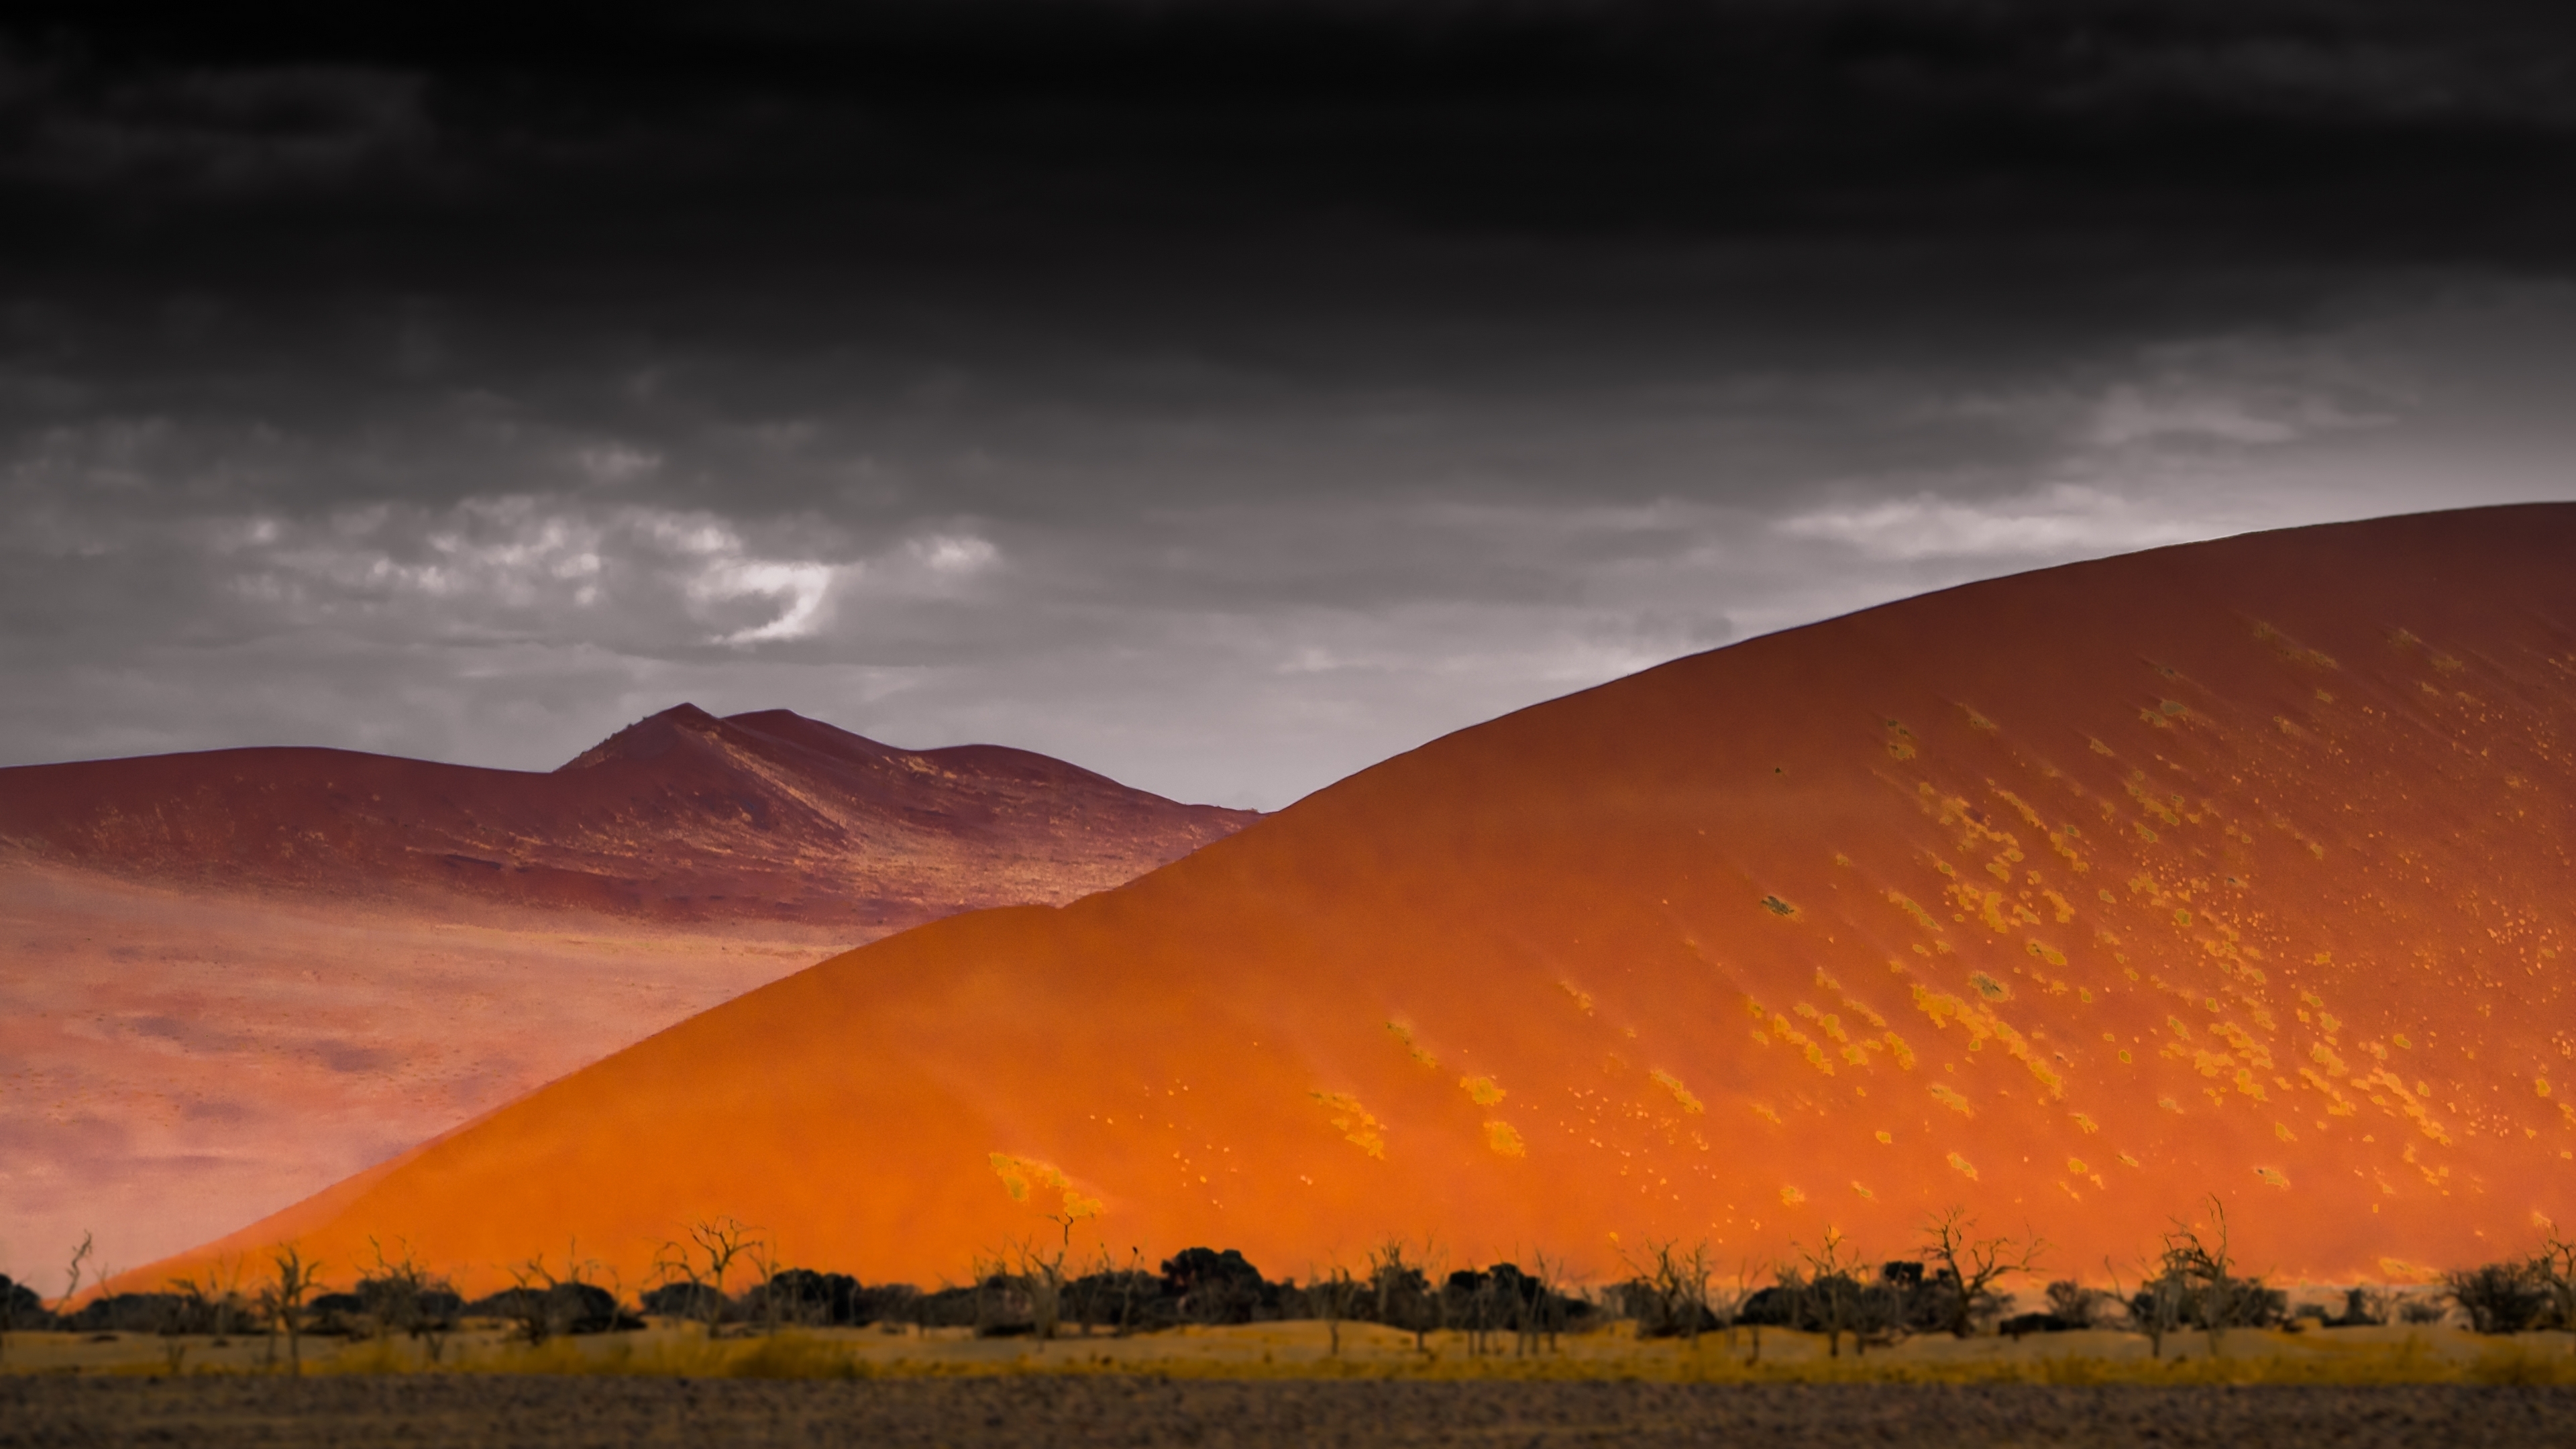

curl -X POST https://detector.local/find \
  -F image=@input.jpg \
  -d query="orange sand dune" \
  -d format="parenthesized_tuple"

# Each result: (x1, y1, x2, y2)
(1, 710, 1252, 1279)
(150, 506, 2576, 1294)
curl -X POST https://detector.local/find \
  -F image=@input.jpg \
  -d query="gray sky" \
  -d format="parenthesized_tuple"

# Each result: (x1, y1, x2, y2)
(5, 2, 2575, 808)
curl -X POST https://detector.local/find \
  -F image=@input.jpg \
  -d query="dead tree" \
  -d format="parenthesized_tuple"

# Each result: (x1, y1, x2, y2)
(53, 1232, 94, 1327)
(1114, 1246, 1145, 1338)
(1732, 1258, 1768, 1364)
(2163, 1196, 2239, 1354)
(1920, 1208, 2045, 1338)
(1368, 1238, 1436, 1352)
(258, 1244, 323, 1375)
(745, 1238, 788, 1338)
(1311, 1261, 1358, 1356)
(2109, 1253, 2186, 1358)
(654, 1217, 763, 1341)
(1524, 1250, 1568, 1356)
(1678, 1241, 1716, 1350)
(1009, 1238, 1068, 1343)
(1795, 1228, 1868, 1358)
(191, 1254, 246, 1344)
(2532, 1231, 2576, 1332)
(0, 1234, 85, 1366)
(501, 1254, 561, 1345)
(363, 1238, 454, 1362)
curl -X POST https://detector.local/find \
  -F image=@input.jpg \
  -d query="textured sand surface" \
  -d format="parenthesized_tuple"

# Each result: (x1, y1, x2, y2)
(5, 1379, 2575, 1448)
(0, 708, 1253, 1279)
(144, 505, 2576, 1291)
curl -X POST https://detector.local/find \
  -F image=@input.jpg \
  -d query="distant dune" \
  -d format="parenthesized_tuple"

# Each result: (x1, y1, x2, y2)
(142, 506, 2576, 1293)
(0, 710, 1254, 1277)
(0, 703, 1258, 930)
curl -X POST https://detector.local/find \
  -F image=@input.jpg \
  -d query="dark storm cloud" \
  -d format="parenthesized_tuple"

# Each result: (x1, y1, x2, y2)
(4, 1, 2575, 805)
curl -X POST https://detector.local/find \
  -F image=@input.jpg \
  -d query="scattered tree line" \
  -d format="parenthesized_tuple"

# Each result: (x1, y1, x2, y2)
(9, 1199, 2575, 1366)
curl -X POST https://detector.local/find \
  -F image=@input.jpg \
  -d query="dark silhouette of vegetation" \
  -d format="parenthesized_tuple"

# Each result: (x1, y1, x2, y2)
(357, 1239, 461, 1361)
(0, 1273, 52, 1361)
(1308, 1260, 1360, 1355)
(2446, 1260, 2552, 1334)
(55, 1233, 93, 1330)
(1920, 1208, 2045, 1339)
(474, 1244, 633, 1344)
(2441, 1230, 2576, 1334)
(34, 1195, 2576, 1368)
(1161, 1246, 1272, 1326)
(1615, 1240, 1715, 1343)
(652, 1217, 762, 1341)
(1369, 1238, 1438, 1352)
(1793, 1229, 1871, 1358)
(256, 1244, 322, 1375)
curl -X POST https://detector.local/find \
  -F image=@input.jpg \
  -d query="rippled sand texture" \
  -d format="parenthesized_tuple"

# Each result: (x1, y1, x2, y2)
(0, 708, 1254, 1277)
(143, 505, 2576, 1292)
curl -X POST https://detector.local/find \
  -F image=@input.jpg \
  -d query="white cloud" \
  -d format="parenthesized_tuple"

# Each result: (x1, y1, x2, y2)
(689, 558, 838, 645)
(575, 444, 661, 484)
(1772, 486, 2211, 561)
(910, 533, 999, 574)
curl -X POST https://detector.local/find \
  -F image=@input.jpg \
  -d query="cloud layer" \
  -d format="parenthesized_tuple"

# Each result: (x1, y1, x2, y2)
(3, 3, 2575, 806)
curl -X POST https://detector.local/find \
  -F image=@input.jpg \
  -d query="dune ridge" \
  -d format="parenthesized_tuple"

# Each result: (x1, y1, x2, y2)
(0, 703, 1256, 930)
(139, 506, 2576, 1292)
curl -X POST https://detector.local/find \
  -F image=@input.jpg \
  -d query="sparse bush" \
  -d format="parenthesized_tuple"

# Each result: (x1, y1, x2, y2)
(1921, 1208, 2044, 1339)
(653, 1218, 763, 1342)
(1614, 1240, 1716, 1342)
(2157, 1197, 2281, 1350)
(355, 1239, 461, 1362)
(2125, 1267, 2191, 1357)
(255, 1244, 324, 1375)
(0, 1273, 58, 1362)
(742, 1269, 865, 1328)
(2533, 1234, 2576, 1329)
(1368, 1240, 1437, 1350)
(642, 1281, 734, 1322)
(1066, 1260, 1166, 1336)
(2398, 1293, 2451, 1326)
(2000, 1311, 2073, 1337)
(2332, 1286, 2392, 1327)
(62, 1292, 182, 1334)
(469, 1250, 634, 1344)
(2044, 1279, 2106, 1329)
(1161, 1246, 1273, 1326)
(2446, 1260, 2551, 1334)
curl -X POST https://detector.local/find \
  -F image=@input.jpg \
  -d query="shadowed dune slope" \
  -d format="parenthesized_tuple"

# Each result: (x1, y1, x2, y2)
(154, 506, 2576, 1291)
(2, 709, 1252, 1277)
(0, 704, 1258, 930)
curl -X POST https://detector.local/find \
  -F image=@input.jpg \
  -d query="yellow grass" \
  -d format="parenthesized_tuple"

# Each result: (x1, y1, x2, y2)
(8, 1320, 2574, 1385)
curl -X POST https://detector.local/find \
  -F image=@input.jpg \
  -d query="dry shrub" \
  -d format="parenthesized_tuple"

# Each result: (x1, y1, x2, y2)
(729, 1333, 869, 1380)
(2467, 1344, 2576, 1386)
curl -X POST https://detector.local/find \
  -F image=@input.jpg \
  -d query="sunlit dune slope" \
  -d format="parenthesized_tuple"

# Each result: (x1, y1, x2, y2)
(0, 704, 1257, 930)
(155, 506, 2576, 1292)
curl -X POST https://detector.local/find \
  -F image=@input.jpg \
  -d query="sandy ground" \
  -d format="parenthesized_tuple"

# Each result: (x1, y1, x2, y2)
(0, 861, 851, 1281)
(4, 1375, 2575, 1447)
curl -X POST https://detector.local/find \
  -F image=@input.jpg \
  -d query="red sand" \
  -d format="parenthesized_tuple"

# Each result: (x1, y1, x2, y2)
(0, 704, 1257, 932)
(0, 710, 1252, 1278)
(140, 506, 2576, 1293)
